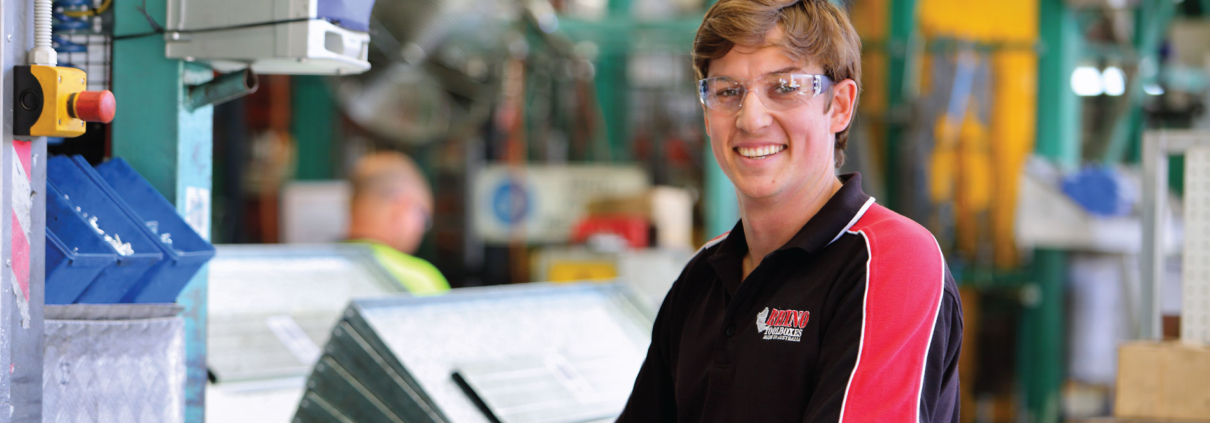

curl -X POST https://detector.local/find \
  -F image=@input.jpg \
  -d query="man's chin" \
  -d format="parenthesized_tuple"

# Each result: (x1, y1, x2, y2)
(733, 184, 782, 202)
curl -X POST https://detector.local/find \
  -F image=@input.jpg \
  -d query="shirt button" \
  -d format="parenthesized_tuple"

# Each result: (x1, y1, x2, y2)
(725, 326, 735, 337)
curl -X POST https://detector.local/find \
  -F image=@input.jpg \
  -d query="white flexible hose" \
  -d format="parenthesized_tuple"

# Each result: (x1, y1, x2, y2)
(34, 0, 50, 49)
(31, 0, 57, 66)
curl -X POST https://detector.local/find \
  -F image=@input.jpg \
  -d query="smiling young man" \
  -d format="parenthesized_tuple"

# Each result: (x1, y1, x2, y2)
(616, 1, 962, 422)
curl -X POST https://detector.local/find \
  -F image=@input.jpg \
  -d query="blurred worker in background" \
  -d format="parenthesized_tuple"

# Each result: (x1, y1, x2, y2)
(619, 0, 962, 421)
(347, 151, 450, 295)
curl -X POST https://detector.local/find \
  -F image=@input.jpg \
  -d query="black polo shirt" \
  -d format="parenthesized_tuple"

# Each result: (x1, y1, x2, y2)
(618, 173, 962, 423)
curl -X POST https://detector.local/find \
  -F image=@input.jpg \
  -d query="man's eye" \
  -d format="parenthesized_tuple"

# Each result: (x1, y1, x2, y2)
(774, 83, 800, 94)
(716, 88, 742, 98)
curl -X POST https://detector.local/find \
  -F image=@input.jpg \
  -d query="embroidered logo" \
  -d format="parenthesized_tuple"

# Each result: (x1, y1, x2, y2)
(755, 307, 810, 342)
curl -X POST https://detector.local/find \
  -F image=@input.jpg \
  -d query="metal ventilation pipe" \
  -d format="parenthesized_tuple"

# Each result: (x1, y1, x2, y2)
(187, 69, 259, 110)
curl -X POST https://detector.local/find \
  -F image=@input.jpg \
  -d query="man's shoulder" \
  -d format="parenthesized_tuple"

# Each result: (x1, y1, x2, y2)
(847, 203, 950, 290)
(364, 243, 450, 294)
(661, 232, 729, 297)
(696, 232, 731, 257)
(848, 203, 941, 254)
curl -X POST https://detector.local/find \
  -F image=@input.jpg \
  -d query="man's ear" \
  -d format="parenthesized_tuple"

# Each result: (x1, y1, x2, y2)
(829, 79, 858, 134)
(702, 105, 713, 139)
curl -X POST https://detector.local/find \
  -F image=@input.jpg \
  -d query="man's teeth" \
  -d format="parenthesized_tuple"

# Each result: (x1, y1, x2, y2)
(737, 145, 786, 158)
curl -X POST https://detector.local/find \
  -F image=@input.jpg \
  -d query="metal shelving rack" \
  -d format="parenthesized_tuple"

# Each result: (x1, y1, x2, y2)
(1141, 130, 1210, 342)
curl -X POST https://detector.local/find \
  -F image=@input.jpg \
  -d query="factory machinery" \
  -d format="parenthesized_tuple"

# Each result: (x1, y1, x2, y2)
(0, 0, 659, 421)
(0, 0, 382, 420)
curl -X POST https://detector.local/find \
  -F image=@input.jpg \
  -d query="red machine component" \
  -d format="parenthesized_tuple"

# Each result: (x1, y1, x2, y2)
(571, 215, 650, 249)
(70, 90, 116, 123)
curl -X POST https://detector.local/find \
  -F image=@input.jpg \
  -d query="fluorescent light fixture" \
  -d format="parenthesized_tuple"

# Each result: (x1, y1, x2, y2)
(1102, 67, 1126, 96)
(1143, 83, 1165, 96)
(1072, 66, 1104, 97)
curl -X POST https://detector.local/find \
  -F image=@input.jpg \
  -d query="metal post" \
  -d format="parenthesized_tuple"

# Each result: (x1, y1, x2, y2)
(704, 151, 738, 239)
(883, 0, 918, 211)
(593, 0, 633, 162)
(111, 1, 213, 421)
(1, 0, 48, 419)
(1103, 0, 1175, 164)
(1019, 249, 1065, 423)
(1036, 0, 1081, 170)
(1021, 1, 1081, 422)
(1140, 131, 1166, 340)
(292, 76, 336, 180)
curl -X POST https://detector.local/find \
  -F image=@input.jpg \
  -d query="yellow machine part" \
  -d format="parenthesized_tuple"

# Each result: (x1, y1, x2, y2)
(547, 261, 618, 283)
(958, 113, 993, 213)
(957, 115, 992, 256)
(989, 51, 1037, 267)
(929, 115, 959, 203)
(930, 111, 994, 258)
(30, 65, 87, 137)
(919, 0, 1038, 268)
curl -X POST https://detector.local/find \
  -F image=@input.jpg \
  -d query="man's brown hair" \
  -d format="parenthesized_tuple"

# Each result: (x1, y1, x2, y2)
(693, 0, 861, 168)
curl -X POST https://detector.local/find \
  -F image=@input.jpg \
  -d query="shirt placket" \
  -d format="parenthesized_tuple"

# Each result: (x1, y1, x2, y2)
(710, 257, 773, 393)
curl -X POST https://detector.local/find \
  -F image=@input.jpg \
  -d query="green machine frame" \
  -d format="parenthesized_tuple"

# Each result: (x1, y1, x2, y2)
(111, 1, 213, 421)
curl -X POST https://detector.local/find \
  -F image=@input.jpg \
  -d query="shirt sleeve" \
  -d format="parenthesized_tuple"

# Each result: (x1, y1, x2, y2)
(616, 272, 686, 422)
(800, 266, 959, 423)
(918, 287, 963, 423)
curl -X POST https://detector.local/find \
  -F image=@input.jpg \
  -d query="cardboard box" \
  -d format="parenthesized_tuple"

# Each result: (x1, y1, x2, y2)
(1116, 341, 1210, 421)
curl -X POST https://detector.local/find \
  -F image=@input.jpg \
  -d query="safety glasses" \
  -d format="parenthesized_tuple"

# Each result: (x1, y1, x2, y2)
(698, 73, 833, 114)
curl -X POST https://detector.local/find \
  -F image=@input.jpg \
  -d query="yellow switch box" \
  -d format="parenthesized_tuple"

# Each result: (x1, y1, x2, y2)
(14, 65, 87, 137)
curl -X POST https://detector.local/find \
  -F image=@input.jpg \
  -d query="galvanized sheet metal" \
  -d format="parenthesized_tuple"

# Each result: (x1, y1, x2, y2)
(44, 309, 185, 423)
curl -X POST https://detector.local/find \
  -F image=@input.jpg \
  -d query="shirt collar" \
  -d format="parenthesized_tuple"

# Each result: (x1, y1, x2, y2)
(711, 173, 874, 261)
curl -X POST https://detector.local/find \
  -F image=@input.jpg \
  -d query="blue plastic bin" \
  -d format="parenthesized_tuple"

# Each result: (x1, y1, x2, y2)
(47, 156, 162, 303)
(94, 157, 216, 303)
(45, 183, 118, 304)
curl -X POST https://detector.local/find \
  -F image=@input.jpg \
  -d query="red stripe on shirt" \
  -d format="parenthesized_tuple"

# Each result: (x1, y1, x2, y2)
(840, 204, 945, 423)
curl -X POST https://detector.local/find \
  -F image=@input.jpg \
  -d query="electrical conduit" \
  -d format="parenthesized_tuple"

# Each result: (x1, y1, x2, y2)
(32, 0, 57, 66)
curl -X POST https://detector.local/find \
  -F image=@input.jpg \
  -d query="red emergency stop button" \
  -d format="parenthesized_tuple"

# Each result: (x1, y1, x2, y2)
(69, 90, 115, 123)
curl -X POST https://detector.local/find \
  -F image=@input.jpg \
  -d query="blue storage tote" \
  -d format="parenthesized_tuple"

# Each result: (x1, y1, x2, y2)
(45, 184, 118, 304)
(93, 157, 216, 303)
(47, 156, 162, 303)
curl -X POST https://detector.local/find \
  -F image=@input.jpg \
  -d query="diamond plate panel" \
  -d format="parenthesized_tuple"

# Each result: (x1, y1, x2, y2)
(1185, 147, 1210, 345)
(43, 314, 186, 423)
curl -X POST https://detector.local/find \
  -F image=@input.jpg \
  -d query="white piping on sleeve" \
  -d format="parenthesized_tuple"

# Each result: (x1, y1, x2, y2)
(829, 197, 876, 246)
(695, 232, 730, 257)
(836, 229, 872, 423)
(914, 234, 948, 423)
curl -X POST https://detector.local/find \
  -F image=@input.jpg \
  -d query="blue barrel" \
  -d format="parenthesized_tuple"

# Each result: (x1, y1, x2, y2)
(94, 157, 216, 303)
(45, 183, 118, 304)
(48, 156, 162, 303)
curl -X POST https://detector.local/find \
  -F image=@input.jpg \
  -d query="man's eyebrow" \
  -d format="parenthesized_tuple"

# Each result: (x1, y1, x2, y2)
(765, 67, 803, 75)
(707, 67, 804, 79)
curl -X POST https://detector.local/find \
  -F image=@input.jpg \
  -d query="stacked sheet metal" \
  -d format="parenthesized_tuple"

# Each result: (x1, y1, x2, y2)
(294, 283, 654, 423)
(208, 244, 403, 384)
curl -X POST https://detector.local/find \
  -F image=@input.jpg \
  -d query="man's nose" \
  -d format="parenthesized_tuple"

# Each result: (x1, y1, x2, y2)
(735, 89, 772, 134)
